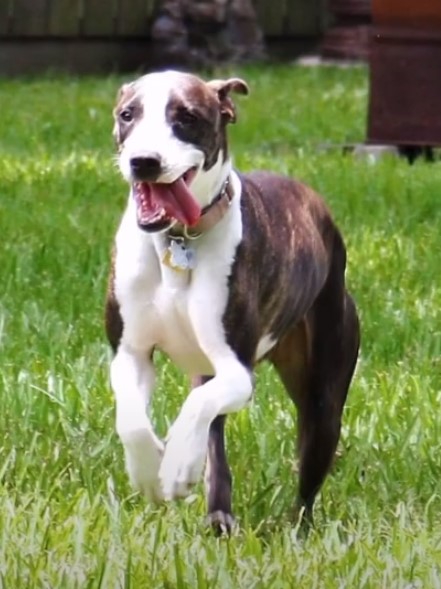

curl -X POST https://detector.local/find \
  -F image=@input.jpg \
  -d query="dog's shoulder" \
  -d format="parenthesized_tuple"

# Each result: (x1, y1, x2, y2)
(222, 170, 343, 364)
(239, 170, 338, 243)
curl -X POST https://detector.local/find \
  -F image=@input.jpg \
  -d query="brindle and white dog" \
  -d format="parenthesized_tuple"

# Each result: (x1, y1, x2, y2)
(106, 70, 360, 532)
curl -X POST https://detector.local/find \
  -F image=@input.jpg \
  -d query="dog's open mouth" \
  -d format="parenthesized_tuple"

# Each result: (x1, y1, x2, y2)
(133, 168, 200, 232)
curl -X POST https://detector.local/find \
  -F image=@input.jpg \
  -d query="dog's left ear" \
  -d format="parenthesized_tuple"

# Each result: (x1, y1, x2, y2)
(207, 78, 249, 124)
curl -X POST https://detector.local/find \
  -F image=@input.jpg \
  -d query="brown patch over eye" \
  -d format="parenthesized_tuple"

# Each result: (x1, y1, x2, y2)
(172, 107, 207, 141)
(113, 95, 143, 145)
(178, 108, 200, 125)
(166, 90, 224, 169)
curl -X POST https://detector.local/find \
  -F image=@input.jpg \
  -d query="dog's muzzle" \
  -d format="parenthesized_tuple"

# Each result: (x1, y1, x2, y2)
(131, 166, 201, 232)
(130, 155, 162, 182)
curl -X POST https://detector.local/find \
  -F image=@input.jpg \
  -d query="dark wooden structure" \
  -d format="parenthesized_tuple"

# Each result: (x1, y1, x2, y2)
(0, 0, 328, 75)
(367, 0, 441, 147)
(321, 0, 372, 60)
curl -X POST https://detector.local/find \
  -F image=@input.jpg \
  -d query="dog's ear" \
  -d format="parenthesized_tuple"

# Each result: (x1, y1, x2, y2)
(207, 78, 249, 124)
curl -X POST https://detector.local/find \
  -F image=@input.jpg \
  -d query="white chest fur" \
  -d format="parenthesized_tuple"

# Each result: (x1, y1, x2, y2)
(113, 172, 243, 376)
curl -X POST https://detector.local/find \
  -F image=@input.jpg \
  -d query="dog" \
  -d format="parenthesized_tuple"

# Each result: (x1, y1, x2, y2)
(105, 70, 360, 532)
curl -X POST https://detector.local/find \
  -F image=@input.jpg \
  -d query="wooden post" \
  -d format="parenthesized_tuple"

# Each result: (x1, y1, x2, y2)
(367, 0, 441, 147)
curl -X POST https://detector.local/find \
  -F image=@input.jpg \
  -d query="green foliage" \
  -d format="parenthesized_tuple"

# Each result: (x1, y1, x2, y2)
(0, 65, 440, 588)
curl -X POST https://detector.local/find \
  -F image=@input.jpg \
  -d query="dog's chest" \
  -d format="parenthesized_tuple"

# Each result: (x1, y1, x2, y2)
(113, 213, 234, 375)
(117, 265, 214, 375)
(154, 276, 215, 374)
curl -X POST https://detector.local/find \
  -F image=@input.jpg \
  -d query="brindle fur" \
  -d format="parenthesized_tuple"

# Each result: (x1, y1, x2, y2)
(205, 171, 361, 531)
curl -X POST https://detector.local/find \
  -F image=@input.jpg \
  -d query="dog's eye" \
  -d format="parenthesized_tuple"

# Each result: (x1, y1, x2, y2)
(179, 110, 199, 126)
(119, 108, 134, 123)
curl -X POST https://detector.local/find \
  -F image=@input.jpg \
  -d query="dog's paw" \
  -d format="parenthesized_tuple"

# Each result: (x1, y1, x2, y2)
(159, 419, 208, 500)
(121, 428, 164, 502)
(206, 510, 236, 536)
(125, 452, 164, 502)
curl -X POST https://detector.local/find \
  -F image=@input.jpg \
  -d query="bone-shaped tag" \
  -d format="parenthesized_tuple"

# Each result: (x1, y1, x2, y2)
(162, 239, 196, 272)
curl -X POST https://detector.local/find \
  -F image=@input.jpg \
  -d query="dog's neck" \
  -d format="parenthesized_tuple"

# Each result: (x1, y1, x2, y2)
(169, 174, 234, 239)
(162, 154, 233, 239)
(189, 153, 232, 209)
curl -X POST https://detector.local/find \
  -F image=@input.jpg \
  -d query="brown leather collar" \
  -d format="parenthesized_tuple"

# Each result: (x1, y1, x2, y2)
(168, 176, 234, 240)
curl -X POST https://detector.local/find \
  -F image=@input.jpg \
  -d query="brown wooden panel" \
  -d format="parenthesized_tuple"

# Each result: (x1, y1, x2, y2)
(0, 0, 12, 35)
(367, 29, 441, 146)
(0, 38, 312, 75)
(317, 0, 332, 32)
(145, 0, 156, 24)
(331, 0, 371, 18)
(255, 0, 286, 36)
(0, 38, 154, 75)
(287, 0, 320, 35)
(48, 0, 81, 36)
(373, 0, 441, 28)
(11, 0, 48, 35)
(83, 0, 118, 36)
(117, 0, 153, 36)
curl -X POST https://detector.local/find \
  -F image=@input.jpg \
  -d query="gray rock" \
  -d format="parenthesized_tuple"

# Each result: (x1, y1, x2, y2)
(151, 0, 265, 67)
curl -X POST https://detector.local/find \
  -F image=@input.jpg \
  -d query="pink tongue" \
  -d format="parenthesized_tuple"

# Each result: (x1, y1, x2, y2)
(151, 178, 201, 226)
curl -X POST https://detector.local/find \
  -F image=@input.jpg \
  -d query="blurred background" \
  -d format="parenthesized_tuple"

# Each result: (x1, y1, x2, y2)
(0, 0, 371, 75)
(3, 0, 440, 153)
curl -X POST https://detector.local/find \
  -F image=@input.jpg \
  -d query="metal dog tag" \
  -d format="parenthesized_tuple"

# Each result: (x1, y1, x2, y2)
(163, 238, 196, 272)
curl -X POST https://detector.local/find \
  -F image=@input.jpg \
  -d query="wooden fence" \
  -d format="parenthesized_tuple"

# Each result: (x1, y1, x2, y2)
(0, 0, 157, 37)
(0, 0, 327, 74)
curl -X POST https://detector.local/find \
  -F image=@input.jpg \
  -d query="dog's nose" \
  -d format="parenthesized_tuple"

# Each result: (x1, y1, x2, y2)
(130, 155, 162, 181)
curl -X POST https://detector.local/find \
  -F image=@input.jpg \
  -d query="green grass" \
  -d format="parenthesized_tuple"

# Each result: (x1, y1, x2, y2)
(1, 64, 440, 588)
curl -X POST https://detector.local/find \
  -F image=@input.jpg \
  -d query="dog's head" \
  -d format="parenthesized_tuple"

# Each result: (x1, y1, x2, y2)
(113, 70, 248, 233)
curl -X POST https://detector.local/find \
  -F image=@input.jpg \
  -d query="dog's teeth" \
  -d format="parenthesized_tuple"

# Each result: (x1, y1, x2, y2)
(150, 208, 166, 222)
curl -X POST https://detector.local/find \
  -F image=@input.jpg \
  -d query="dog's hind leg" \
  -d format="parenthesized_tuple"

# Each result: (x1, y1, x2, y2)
(190, 376, 234, 535)
(270, 269, 360, 524)
(298, 288, 359, 522)
(206, 414, 235, 534)
(269, 321, 314, 518)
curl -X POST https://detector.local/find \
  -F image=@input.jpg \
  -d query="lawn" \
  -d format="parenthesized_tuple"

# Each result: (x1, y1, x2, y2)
(0, 64, 440, 588)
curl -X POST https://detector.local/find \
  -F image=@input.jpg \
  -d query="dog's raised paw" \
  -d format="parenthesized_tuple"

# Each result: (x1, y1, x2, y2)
(121, 429, 165, 502)
(129, 473, 163, 503)
(158, 419, 208, 500)
(125, 453, 164, 503)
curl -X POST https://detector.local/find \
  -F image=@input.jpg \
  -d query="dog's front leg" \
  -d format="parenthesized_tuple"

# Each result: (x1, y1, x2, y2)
(159, 356, 252, 500)
(111, 345, 164, 501)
